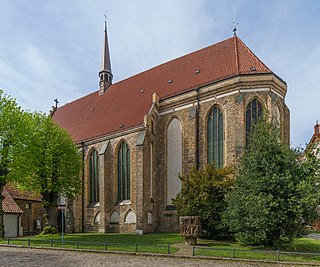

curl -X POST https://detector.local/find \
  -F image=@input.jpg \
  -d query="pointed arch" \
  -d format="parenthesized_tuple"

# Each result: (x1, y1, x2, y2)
(167, 117, 182, 206)
(117, 141, 130, 201)
(207, 106, 224, 169)
(246, 98, 263, 147)
(89, 148, 99, 203)
(110, 210, 120, 223)
(124, 209, 136, 224)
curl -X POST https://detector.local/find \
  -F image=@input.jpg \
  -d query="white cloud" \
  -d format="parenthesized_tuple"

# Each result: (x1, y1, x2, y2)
(0, 0, 319, 147)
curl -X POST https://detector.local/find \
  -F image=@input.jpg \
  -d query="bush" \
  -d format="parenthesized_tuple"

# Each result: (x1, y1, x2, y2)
(173, 164, 234, 239)
(38, 226, 59, 237)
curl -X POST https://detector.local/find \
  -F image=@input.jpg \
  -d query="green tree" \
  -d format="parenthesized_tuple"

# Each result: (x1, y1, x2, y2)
(0, 90, 30, 237)
(224, 117, 320, 248)
(20, 113, 82, 228)
(173, 164, 234, 239)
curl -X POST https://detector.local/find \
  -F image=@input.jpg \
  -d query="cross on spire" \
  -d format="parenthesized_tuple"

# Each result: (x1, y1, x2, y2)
(54, 98, 59, 109)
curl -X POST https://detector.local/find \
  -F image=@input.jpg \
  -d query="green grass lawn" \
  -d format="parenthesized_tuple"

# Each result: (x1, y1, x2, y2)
(0, 233, 183, 254)
(0, 232, 319, 262)
(194, 237, 320, 262)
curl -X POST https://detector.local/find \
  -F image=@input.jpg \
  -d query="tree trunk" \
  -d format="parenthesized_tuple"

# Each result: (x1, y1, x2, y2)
(0, 183, 5, 238)
(44, 205, 57, 228)
(42, 190, 58, 229)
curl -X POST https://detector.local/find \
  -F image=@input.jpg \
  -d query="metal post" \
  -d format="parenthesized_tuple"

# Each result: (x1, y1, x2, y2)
(104, 242, 108, 250)
(168, 244, 170, 254)
(232, 249, 236, 258)
(62, 209, 64, 246)
(192, 247, 195, 256)
(76, 241, 79, 249)
(276, 250, 280, 261)
(50, 239, 53, 247)
(28, 238, 30, 247)
(135, 243, 138, 252)
(7, 237, 9, 245)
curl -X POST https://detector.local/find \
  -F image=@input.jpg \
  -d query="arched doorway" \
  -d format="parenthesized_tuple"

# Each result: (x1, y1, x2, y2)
(57, 210, 65, 233)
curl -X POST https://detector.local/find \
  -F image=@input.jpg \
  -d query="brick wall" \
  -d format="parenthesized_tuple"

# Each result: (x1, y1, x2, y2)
(71, 74, 290, 234)
(15, 199, 45, 234)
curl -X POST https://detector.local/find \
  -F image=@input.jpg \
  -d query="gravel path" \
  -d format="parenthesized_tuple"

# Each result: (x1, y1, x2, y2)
(307, 233, 320, 240)
(0, 246, 305, 267)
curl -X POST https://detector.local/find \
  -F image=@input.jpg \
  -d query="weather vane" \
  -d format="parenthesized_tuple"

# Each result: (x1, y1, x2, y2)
(231, 5, 239, 36)
(104, 10, 108, 24)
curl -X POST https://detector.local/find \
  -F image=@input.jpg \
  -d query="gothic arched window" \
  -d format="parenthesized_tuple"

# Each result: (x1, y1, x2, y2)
(89, 149, 99, 203)
(207, 106, 224, 169)
(118, 142, 130, 201)
(167, 118, 182, 206)
(246, 98, 263, 146)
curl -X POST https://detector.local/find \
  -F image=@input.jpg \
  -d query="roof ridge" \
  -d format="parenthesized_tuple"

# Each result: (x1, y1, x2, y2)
(234, 36, 240, 74)
(111, 36, 236, 86)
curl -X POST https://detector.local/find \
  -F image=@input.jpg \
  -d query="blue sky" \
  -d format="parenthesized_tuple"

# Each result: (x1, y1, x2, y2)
(0, 0, 319, 148)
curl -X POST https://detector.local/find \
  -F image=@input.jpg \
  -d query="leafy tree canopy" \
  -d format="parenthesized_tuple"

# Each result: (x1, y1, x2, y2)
(0, 90, 30, 182)
(0, 90, 31, 237)
(224, 117, 320, 248)
(19, 112, 82, 227)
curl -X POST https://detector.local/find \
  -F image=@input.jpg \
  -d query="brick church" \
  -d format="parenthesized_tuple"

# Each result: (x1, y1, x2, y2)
(53, 24, 290, 234)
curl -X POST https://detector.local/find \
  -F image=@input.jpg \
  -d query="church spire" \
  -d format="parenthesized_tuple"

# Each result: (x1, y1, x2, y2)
(99, 19, 113, 95)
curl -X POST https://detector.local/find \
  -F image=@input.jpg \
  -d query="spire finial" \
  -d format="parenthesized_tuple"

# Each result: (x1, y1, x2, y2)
(104, 10, 107, 32)
(231, 5, 239, 36)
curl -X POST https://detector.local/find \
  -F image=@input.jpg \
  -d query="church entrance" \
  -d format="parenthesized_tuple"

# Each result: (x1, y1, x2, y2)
(56, 210, 65, 233)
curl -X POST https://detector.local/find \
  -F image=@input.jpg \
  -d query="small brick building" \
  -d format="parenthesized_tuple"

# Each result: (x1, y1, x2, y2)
(5, 185, 45, 235)
(52, 27, 290, 234)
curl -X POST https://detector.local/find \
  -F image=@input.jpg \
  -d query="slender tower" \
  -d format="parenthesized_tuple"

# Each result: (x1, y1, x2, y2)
(99, 19, 113, 95)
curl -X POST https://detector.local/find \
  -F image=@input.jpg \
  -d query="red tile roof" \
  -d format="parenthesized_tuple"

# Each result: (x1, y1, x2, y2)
(2, 187, 23, 214)
(5, 185, 42, 202)
(53, 36, 273, 143)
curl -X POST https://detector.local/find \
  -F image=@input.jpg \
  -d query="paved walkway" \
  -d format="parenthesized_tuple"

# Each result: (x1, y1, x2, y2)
(172, 242, 194, 255)
(0, 246, 308, 267)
